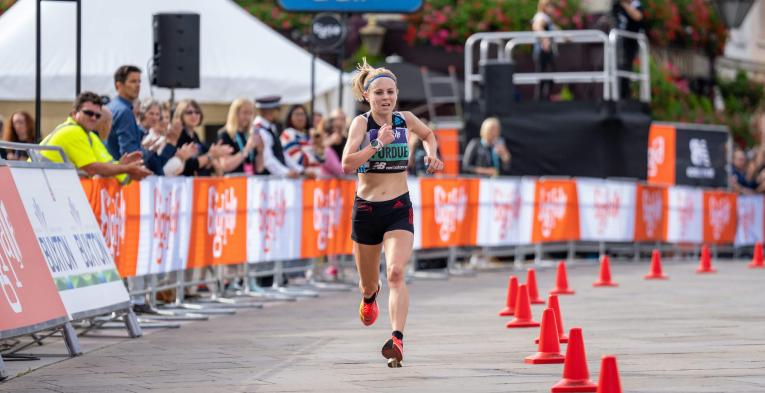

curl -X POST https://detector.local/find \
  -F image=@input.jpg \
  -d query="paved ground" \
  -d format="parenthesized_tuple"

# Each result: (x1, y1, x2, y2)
(2, 257, 764, 393)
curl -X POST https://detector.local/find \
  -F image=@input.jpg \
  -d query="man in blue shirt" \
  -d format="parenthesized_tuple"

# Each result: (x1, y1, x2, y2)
(106, 65, 175, 175)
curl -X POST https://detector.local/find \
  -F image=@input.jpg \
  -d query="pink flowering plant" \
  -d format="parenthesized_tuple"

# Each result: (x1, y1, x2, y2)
(404, 0, 586, 52)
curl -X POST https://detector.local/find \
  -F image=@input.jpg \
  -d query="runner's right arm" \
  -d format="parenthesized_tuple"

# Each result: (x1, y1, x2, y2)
(342, 116, 375, 174)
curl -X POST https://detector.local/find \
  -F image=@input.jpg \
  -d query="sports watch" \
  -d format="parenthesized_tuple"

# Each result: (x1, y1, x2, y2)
(370, 139, 384, 152)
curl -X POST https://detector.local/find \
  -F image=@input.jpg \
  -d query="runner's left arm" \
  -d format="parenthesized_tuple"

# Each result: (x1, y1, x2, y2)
(403, 112, 444, 174)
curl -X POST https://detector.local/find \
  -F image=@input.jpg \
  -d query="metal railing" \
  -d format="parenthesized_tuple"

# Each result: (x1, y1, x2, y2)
(608, 29, 651, 102)
(465, 28, 650, 103)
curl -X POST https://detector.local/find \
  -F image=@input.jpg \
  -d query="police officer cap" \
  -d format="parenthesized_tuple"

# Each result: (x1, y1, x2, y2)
(255, 95, 281, 109)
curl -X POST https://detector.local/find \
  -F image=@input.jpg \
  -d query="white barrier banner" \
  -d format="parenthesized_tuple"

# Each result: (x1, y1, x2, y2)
(136, 177, 192, 275)
(407, 178, 422, 250)
(517, 177, 536, 245)
(477, 178, 523, 246)
(247, 178, 302, 263)
(10, 168, 130, 319)
(735, 195, 764, 246)
(666, 186, 703, 243)
(577, 179, 636, 242)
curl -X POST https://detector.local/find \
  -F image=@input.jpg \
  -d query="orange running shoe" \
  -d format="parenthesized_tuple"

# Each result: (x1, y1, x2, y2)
(358, 285, 380, 326)
(381, 336, 404, 368)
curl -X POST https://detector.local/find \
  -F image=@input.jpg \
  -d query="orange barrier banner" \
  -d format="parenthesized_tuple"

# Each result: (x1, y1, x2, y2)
(434, 128, 460, 176)
(647, 124, 676, 186)
(300, 178, 355, 258)
(703, 191, 737, 244)
(532, 179, 580, 243)
(634, 184, 669, 242)
(0, 167, 68, 336)
(188, 177, 248, 267)
(85, 178, 142, 278)
(420, 178, 480, 248)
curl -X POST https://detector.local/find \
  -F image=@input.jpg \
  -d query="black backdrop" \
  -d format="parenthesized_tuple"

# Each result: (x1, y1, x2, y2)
(463, 101, 651, 179)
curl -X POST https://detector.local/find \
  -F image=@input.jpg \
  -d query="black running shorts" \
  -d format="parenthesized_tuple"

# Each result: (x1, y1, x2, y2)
(351, 192, 414, 245)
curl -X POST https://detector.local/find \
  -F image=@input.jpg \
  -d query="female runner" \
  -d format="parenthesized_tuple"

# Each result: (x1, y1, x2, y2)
(342, 59, 444, 367)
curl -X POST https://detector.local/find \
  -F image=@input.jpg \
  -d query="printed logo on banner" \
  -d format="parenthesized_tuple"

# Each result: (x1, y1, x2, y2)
(648, 136, 665, 178)
(152, 187, 180, 266)
(687, 138, 714, 179)
(207, 186, 238, 259)
(593, 188, 621, 234)
(313, 187, 343, 251)
(434, 185, 467, 242)
(708, 196, 731, 241)
(493, 188, 521, 240)
(0, 202, 24, 313)
(98, 188, 126, 257)
(677, 192, 696, 237)
(641, 190, 664, 238)
(258, 189, 287, 255)
(538, 187, 567, 238)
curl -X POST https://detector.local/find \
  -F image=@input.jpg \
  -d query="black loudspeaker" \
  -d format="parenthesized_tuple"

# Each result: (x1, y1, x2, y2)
(480, 61, 514, 116)
(152, 13, 200, 89)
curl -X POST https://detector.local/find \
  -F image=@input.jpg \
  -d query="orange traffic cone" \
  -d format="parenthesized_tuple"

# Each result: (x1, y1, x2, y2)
(550, 261, 575, 295)
(595, 355, 622, 393)
(593, 255, 618, 287)
(499, 275, 518, 316)
(536, 294, 568, 344)
(550, 328, 597, 392)
(749, 242, 765, 269)
(644, 249, 668, 280)
(525, 308, 565, 364)
(506, 284, 540, 328)
(696, 244, 716, 274)
(527, 268, 546, 304)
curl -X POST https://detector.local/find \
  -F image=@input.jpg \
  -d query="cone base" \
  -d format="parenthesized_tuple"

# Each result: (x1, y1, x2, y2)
(498, 307, 515, 316)
(506, 319, 540, 328)
(696, 267, 717, 274)
(535, 335, 568, 344)
(644, 274, 668, 280)
(550, 378, 598, 392)
(525, 352, 565, 364)
(748, 263, 765, 269)
(593, 281, 618, 287)
(530, 298, 546, 304)
(550, 289, 575, 295)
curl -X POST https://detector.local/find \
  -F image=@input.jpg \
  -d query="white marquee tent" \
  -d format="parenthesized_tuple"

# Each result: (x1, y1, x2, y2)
(0, 0, 353, 112)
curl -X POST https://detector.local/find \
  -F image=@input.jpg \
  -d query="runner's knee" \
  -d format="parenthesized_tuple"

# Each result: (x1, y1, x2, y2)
(387, 265, 404, 288)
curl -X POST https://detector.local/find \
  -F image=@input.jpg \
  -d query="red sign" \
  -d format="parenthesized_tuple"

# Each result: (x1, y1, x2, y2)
(0, 167, 68, 335)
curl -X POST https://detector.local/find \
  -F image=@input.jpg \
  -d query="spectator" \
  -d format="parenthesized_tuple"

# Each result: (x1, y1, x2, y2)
(612, 0, 644, 99)
(462, 117, 511, 177)
(730, 148, 756, 192)
(174, 99, 233, 177)
(281, 104, 311, 170)
(140, 99, 196, 177)
(218, 98, 264, 175)
(105, 65, 174, 175)
(253, 96, 299, 178)
(303, 120, 344, 178)
(38, 91, 151, 182)
(312, 111, 323, 132)
(1, 111, 36, 161)
(325, 108, 348, 161)
(532, 0, 559, 101)
(93, 107, 113, 142)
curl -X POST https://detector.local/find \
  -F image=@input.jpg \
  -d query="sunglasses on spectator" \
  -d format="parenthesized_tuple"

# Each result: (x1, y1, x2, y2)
(184, 110, 201, 115)
(81, 109, 102, 119)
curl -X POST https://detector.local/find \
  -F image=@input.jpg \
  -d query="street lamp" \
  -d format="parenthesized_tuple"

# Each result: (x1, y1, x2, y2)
(360, 15, 385, 56)
(711, 0, 756, 28)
